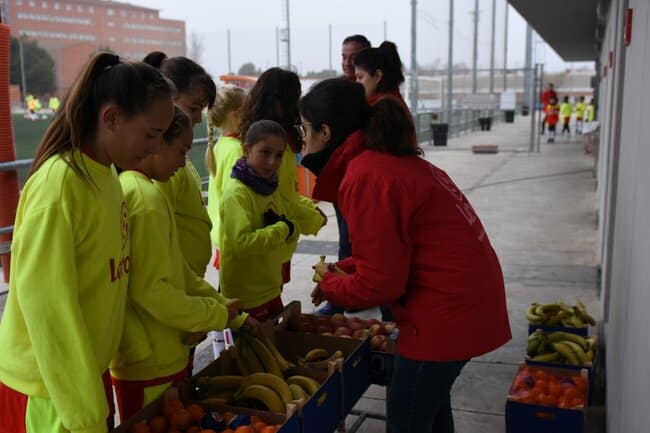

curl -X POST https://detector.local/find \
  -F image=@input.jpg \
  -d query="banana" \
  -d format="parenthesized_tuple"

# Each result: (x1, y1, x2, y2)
(530, 352, 562, 362)
(575, 301, 597, 325)
(540, 303, 562, 314)
(234, 339, 252, 376)
(562, 340, 588, 365)
(586, 336, 598, 351)
(240, 339, 265, 374)
(557, 301, 575, 315)
(552, 342, 580, 365)
(239, 373, 293, 407)
(289, 383, 310, 400)
(303, 350, 345, 369)
(526, 305, 543, 323)
(527, 336, 543, 356)
(547, 332, 588, 349)
(287, 376, 321, 395)
(247, 336, 283, 378)
(236, 384, 286, 413)
(585, 349, 595, 362)
(258, 332, 294, 371)
(303, 348, 330, 363)
(196, 375, 243, 392)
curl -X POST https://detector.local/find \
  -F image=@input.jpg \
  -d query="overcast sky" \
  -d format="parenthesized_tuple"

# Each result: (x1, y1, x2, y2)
(131, 0, 593, 77)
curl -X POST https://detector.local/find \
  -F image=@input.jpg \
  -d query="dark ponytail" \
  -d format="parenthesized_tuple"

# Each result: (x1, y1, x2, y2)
(30, 52, 175, 180)
(354, 41, 405, 93)
(144, 52, 217, 109)
(365, 97, 421, 157)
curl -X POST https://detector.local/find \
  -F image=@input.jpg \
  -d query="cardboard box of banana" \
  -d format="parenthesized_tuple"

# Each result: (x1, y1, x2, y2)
(526, 300, 596, 329)
(527, 329, 598, 366)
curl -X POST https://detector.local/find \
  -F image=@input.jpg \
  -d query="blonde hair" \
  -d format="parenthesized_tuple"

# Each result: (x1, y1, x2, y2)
(205, 84, 246, 176)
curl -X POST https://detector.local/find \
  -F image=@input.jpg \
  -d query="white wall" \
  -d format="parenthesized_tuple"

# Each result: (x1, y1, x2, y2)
(601, 0, 650, 431)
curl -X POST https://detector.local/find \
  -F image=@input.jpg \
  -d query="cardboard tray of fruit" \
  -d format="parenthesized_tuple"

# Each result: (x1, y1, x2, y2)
(526, 301, 596, 336)
(506, 363, 588, 433)
(113, 386, 298, 433)
(276, 301, 397, 386)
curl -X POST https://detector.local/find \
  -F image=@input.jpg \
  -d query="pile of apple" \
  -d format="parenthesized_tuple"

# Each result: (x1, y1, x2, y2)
(286, 313, 396, 352)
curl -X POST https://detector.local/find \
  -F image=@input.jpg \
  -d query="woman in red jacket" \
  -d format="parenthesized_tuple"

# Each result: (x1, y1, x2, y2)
(299, 79, 511, 433)
(354, 41, 408, 109)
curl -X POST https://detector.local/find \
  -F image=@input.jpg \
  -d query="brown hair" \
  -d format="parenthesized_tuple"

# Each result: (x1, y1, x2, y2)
(30, 52, 174, 181)
(205, 85, 245, 176)
(244, 120, 287, 149)
(365, 97, 421, 157)
(239, 67, 302, 153)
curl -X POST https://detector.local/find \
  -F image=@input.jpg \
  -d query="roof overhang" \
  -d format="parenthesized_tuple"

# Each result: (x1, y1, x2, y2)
(508, 0, 599, 61)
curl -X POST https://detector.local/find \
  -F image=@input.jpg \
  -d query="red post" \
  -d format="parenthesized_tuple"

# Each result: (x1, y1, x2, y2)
(0, 23, 21, 282)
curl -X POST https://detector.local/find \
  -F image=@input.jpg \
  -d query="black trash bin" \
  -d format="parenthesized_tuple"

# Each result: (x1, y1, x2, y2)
(478, 117, 493, 131)
(431, 123, 449, 146)
(521, 105, 530, 116)
(504, 110, 515, 123)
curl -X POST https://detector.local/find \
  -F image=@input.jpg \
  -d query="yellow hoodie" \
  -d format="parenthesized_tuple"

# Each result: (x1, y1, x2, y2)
(219, 178, 303, 309)
(0, 151, 129, 433)
(112, 170, 243, 381)
(207, 135, 243, 246)
(155, 159, 212, 276)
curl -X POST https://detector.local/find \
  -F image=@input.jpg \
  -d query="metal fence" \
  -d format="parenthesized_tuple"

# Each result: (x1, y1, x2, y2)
(414, 109, 506, 145)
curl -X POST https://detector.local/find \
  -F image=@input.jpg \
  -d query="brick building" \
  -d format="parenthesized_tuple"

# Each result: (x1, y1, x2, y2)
(2, 0, 186, 95)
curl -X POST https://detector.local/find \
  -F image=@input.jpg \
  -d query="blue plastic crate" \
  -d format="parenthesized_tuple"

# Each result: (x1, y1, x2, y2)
(506, 400, 585, 433)
(342, 336, 371, 413)
(300, 369, 343, 433)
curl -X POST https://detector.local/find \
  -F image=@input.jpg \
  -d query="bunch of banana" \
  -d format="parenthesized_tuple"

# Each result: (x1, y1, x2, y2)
(297, 348, 344, 369)
(527, 329, 598, 365)
(194, 375, 242, 400)
(312, 255, 347, 283)
(231, 372, 294, 413)
(234, 331, 294, 378)
(287, 375, 321, 400)
(526, 300, 596, 327)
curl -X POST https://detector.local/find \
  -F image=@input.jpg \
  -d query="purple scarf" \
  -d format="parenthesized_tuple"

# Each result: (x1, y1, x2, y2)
(231, 157, 278, 196)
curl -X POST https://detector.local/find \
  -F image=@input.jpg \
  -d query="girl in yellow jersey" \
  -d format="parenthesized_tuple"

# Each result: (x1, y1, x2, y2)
(239, 68, 327, 288)
(220, 120, 308, 320)
(143, 52, 217, 278)
(0, 53, 175, 433)
(205, 85, 246, 268)
(111, 107, 253, 421)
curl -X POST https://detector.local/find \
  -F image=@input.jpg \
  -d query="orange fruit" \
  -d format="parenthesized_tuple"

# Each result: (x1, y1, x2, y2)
(186, 427, 202, 433)
(170, 408, 192, 431)
(130, 421, 151, 433)
(199, 430, 217, 433)
(222, 430, 235, 433)
(234, 426, 253, 433)
(253, 421, 267, 432)
(149, 416, 168, 433)
(187, 404, 206, 423)
(260, 426, 278, 433)
(164, 399, 185, 419)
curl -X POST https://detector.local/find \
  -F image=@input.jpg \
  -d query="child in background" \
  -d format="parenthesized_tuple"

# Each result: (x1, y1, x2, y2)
(219, 120, 306, 321)
(0, 53, 175, 433)
(545, 96, 560, 143)
(143, 52, 217, 278)
(205, 85, 246, 268)
(575, 96, 587, 134)
(111, 107, 252, 420)
(587, 98, 596, 123)
(560, 96, 573, 135)
(239, 68, 327, 287)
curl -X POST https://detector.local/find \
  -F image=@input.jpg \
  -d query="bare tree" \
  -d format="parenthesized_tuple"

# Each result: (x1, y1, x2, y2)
(188, 32, 204, 64)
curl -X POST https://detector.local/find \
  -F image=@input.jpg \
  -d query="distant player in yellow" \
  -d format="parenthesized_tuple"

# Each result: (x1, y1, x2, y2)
(48, 95, 60, 113)
(586, 98, 596, 123)
(560, 96, 573, 136)
(575, 96, 587, 134)
(0, 53, 175, 433)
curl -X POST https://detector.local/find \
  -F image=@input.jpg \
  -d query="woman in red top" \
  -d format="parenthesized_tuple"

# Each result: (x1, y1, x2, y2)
(354, 41, 408, 109)
(299, 79, 511, 433)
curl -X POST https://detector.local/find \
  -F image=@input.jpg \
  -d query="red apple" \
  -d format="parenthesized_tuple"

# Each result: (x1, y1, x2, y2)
(335, 326, 352, 337)
(331, 313, 346, 322)
(352, 329, 365, 339)
(371, 335, 387, 350)
(379, 340, 389, 352)
(316, 324, 334, 334)
(384, 323, 396, 334)
(369, 324, 383, 336)
(349, 321, 365, 331)
(322, 332, 334, 336)
(367, 318, 382, 327)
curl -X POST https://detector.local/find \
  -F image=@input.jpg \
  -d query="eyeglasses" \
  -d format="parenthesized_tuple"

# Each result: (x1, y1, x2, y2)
(294, 124, 306, 139)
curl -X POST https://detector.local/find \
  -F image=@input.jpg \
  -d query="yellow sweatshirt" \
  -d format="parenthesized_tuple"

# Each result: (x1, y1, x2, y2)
(111, 170, 243, 381)
(155, 159, 212, 276)
(277, 150, 325, 262)
(207, 135, 243, 246)
(0, 151, 129, 433)
(575, 102, 587, 118)
(219, 178, 302, 309)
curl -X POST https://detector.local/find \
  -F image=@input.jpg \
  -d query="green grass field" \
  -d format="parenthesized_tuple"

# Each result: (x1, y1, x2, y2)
(10, 113, 211, 188)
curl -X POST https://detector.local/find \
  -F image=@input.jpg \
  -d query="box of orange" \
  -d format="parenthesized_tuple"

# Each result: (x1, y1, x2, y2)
(505, 363, 588, 433)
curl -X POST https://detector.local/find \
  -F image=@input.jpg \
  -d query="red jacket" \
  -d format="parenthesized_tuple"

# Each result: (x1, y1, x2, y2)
(541, 88, 557, 107)
(319, 149, 511, 361)
(545, 104, 560, 126)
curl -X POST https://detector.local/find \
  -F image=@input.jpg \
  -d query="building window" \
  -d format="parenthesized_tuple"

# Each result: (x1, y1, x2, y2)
(17, 0, 23, 6)
(65, 4, 71, 11)
(53, 2, 59, 9)
(108, 36, 116, 43)
(77, 5, 82, 12)
(17, 12, 92, 25)
(42, 1, 47, 8)
(121, 10, 126, 17)
(29, 0, 35, 7)
(89, 6, 94, 13)
(107, 8, 114, 15)
(107, 21, 114, 27)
